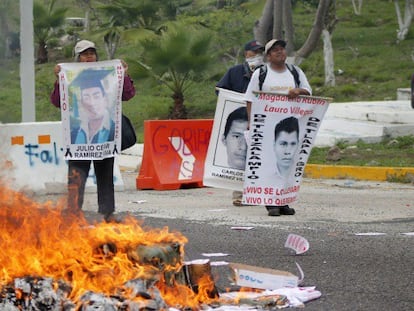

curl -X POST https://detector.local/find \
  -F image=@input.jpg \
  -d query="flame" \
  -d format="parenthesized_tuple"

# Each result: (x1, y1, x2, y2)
(0, 182, 193, 304)
(159, 273, 218, 309)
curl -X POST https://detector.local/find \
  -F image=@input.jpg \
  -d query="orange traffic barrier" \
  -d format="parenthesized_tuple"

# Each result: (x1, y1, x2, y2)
(136, 119, 213, 190)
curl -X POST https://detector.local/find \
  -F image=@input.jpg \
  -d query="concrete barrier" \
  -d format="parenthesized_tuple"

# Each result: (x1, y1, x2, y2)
(0, 121, 124, 194)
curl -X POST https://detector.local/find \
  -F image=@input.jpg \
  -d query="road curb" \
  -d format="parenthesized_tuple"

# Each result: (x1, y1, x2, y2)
(119, 145, 414, 183)
(304, 164, 414, 182)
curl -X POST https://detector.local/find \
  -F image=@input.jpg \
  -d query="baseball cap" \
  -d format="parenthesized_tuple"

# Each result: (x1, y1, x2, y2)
(264, 39, 287, 54)
(71, 68, 113, 91)
(74, 40, 96, 54)
(244, 40, 264, 52)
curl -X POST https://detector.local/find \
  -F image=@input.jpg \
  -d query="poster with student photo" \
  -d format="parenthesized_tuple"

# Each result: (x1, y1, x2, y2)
(242, 92, 331, 207)
(203, 88, 248, 191)
(59, 60, 124, 160)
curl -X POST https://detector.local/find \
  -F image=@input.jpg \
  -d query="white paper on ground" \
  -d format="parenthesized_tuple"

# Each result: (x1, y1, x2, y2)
(202, 253, 230, 257)
(264, 286, 322, 307)
(295, 262, 305, 284)
(219, 286, 321, 308)
(207, 209, 229, 212)
(284, 234, 310, 255)
(210, 261, 229, 266)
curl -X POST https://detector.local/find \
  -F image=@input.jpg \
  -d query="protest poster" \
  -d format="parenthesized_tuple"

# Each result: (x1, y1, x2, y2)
(243, 92, 331, 206)
(203, 88, 248, 190)
(58, 60, 124, 160)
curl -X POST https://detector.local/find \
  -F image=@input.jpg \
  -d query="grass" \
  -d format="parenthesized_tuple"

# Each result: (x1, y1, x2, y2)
(308, 136, 414, 168)
(1, 0, 414, 169)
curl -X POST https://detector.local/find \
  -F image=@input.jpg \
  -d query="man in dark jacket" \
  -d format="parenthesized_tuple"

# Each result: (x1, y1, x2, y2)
(216, 40, 264, 206)
(216, 40, 264, 93)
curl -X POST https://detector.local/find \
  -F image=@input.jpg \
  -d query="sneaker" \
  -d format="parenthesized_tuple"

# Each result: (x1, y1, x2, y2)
(232, 199, 243, 206)
(104, 212, 123, 223)
(279, 205, 295, 215)
(267, 207, 281, 216)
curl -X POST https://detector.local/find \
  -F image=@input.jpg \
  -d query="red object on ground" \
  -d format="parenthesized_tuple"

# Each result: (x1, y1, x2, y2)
(136, 119, 213, 190)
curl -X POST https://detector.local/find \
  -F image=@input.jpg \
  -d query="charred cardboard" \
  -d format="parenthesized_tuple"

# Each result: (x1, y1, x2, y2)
(229, 262, 299, 290)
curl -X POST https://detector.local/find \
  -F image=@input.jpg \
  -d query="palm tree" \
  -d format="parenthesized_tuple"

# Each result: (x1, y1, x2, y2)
(97, 0, 177, 59)
(33, 0, 67, 63)
(137, 24, 213, 119)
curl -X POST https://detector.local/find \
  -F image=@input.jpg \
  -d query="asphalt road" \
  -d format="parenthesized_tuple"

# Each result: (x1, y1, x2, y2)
(41, 172, 414, 310)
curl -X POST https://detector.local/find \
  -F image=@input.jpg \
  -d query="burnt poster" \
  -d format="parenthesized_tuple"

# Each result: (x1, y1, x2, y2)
(203, 88, 248, 190)
(243, 93, 331, 206)
(58, 60, 124, 160)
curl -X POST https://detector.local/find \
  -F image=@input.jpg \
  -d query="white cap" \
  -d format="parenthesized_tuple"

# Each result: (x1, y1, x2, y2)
(74, 40, 96, 54)
(264, 39, 286, 54)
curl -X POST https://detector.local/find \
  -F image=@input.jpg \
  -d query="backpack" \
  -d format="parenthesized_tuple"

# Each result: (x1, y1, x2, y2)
(258, 63, 300, 91)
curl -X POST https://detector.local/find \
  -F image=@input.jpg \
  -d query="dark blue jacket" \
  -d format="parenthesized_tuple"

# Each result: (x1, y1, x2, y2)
(216, 62, 252, 94)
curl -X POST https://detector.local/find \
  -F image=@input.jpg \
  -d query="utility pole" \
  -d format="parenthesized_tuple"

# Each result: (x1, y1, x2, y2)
(20, 0, 36, 122)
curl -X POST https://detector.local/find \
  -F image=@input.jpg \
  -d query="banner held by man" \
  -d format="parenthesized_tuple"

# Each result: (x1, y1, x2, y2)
(243, 92, 331, 206)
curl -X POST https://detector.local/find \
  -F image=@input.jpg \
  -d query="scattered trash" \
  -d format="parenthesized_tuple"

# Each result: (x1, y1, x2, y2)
(220, 286, 321, 308)
(285, 234, 309, 255)
(182, 259, 219, 298)
(229, 262, 302, 290)
(264, 286, 322, 308)
(202, 253, 230, 257)
(210, 261, 229, 266)
(221, 292, 289, 309)
(129, 200, 147, 204)
(231, 226, 254, 230)
(344, 180, 355, 187)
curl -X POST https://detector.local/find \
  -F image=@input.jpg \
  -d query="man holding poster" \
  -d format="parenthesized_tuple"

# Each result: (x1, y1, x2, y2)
(244, 38, 313, 217)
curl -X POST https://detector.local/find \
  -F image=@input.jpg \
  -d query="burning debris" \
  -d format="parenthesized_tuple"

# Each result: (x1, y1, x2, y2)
(0, 275, 168, 310)
(0, 184, 319, 310)
(0, 276, 74, 311)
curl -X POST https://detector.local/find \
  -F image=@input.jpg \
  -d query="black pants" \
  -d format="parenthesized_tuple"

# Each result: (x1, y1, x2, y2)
(67, 157, 115, 216)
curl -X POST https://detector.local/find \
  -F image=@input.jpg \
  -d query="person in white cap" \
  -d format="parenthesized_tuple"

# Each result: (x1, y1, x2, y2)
(244, 38, 312, 217)
(50, 39, 136, 222)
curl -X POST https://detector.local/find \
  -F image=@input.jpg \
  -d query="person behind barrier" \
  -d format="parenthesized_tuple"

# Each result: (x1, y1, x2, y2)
(216, 40, 264, 93)
(50, 39, 136, 222)
(216, 40, 264, 206)
(244, 38, 311, 216)
(222, 107, 249, 170)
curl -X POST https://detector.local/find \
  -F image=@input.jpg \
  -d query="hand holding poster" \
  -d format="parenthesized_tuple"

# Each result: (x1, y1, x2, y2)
(58, 60, 124, 160)
(203, 88, 248, 191)
(243, 92, 331, 206)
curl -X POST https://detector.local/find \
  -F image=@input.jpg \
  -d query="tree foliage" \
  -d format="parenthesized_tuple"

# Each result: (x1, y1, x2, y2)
(0, 0, 19, 59)
(97, 0, 191, 59)
(33, 0, 67, 63)
(136, 24, 213, 119)
(394, 0, 414, 41)
(253, 0, 333, 64)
